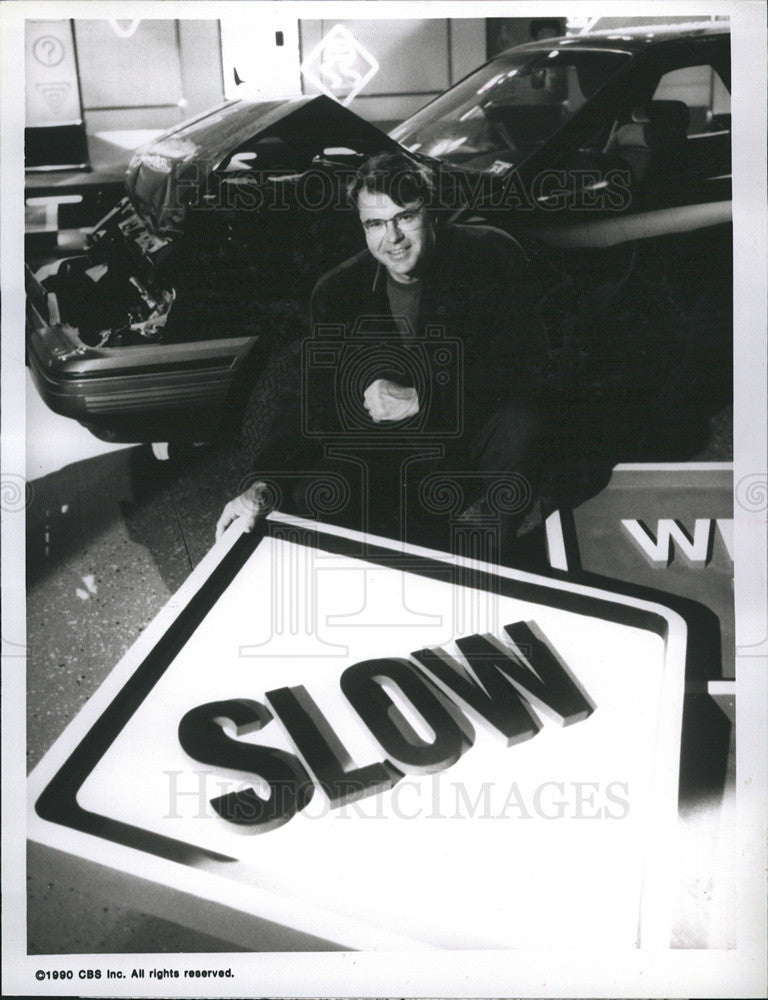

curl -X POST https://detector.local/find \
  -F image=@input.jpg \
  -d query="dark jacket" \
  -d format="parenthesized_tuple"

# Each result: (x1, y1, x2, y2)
(253, 221, 549, 470)
(306, 221, 548, 438)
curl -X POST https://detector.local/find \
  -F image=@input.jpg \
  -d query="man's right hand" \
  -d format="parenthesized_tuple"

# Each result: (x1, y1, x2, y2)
(215, 481, 269, 541)
(363, 379, 420, 422)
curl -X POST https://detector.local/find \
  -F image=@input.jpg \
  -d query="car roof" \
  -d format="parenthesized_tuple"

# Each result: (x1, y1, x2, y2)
(499, 21, 729, 57)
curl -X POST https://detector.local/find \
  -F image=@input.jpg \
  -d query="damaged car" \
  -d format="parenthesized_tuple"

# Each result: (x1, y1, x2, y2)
(26, 97, 398, 449)
(26, 22, 732, 460)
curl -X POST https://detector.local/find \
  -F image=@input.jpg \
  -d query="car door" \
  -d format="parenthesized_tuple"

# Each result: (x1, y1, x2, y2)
(503, 36, 733, 460)
(613, 39, 733, 438)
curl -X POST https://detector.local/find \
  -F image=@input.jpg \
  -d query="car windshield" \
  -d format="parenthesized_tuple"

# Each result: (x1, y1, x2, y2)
(391, 47, 632, 172)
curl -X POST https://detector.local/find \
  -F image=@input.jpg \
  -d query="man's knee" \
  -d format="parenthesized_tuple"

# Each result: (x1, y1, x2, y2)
(471, 398, 545, 468)
(491, 398, 545, 438)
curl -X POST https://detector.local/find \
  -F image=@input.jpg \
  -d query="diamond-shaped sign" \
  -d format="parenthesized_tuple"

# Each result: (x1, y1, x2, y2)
(301, 24, 379, 106)
(28, 513, 688, 951)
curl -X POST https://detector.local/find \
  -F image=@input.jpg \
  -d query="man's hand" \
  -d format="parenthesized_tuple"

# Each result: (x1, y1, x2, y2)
(215, 481, 269, 541)
(363, 379, 419, 423)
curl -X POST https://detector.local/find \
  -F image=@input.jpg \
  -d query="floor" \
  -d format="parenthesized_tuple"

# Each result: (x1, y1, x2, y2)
(25, 437, 255, 952)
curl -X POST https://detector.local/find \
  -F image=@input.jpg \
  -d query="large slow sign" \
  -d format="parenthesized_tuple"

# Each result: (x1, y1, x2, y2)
(28, 513, 686, 950)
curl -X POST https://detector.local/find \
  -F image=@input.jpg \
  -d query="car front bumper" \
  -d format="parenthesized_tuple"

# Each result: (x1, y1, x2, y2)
(26, 264, 258, 442)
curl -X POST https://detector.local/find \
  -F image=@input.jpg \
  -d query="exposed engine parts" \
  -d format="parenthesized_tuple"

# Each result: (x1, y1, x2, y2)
(40, 200, 176, 347)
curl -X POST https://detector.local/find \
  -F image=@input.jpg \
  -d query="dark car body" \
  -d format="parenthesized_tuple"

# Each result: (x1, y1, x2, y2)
(26, 23, 732, 457)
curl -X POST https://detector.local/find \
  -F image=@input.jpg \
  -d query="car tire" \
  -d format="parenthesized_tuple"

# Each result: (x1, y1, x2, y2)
(236, 344, 299, 466)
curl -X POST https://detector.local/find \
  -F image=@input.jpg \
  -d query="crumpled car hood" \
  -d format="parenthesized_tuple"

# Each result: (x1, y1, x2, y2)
(124, 94, 401, 237)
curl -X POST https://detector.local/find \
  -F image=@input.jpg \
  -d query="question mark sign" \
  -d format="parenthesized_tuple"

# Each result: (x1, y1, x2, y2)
(33, 35, 64, 67)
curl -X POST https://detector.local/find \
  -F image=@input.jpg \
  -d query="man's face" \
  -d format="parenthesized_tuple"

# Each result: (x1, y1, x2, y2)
(356, 189, 433, 282)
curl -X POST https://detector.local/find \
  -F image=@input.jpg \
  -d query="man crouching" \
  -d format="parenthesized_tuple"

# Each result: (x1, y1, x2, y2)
(217, 152, 549, 556)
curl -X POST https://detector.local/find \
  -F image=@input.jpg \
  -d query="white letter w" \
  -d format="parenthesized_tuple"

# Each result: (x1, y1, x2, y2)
(620, 518, 714, 567)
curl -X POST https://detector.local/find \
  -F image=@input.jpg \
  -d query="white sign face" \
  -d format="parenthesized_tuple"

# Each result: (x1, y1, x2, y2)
(29, 514, 686, 951)
(301, 24, 379, 106)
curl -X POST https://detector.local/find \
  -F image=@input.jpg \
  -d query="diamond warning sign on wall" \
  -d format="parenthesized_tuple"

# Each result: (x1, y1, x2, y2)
(301, 24, 379, 106)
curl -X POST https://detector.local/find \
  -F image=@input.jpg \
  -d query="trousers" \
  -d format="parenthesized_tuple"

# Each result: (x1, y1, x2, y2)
(252, 396, 546, 547)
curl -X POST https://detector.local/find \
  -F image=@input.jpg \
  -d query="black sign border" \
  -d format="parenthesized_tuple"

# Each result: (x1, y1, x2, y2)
(34, 519, 674, 869)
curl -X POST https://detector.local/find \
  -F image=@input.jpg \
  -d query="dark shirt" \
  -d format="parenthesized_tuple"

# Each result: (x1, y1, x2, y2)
(386, 273, 421, 341)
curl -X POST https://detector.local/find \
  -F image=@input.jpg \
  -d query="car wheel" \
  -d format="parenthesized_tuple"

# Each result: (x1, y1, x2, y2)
(236, 345, 299, 466)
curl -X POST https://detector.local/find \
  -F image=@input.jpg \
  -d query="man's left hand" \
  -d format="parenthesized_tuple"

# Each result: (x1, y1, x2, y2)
(363, 379, 419, 422)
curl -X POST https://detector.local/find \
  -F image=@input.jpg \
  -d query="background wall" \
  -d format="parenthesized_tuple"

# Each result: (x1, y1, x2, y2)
(26, 19, 224, 172)
(25, 13, 729, 176)
(25, 17, 490, 173)
(297, 18, 486, 131)
(72, 19, 224, 168)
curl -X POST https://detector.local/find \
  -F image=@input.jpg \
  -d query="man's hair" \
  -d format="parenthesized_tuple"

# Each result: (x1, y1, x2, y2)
(347, 152, 435, 208)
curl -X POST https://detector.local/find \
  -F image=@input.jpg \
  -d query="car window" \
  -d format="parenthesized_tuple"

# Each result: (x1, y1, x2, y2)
(605, 50, 732, 208)
(390, 49, 631, 172)
(652, 64, 731, 135)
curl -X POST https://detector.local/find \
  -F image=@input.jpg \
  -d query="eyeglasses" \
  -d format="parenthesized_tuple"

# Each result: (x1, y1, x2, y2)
(361, 204, 424, 238)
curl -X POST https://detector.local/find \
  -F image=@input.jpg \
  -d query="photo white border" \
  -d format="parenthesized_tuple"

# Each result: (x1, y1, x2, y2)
(3, 1, 766, 996)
